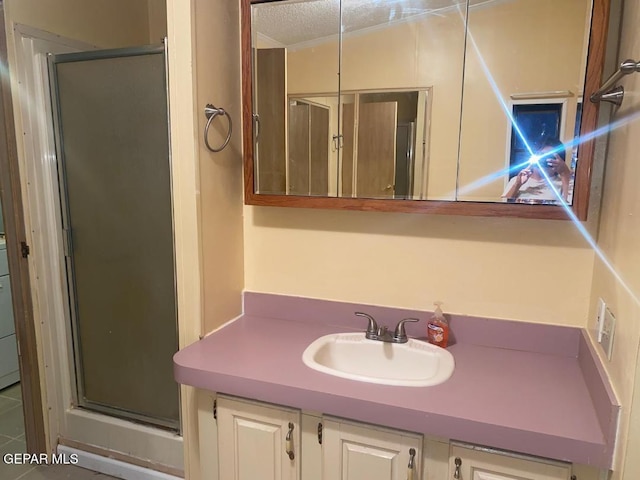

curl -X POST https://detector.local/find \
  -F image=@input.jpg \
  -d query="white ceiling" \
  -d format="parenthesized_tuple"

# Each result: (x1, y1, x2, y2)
(252, 0, 498, 49)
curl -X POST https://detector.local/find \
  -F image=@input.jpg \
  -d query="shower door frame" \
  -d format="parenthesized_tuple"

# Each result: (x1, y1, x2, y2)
(48, 44, 180, 431)
(11, 25, 184, 475)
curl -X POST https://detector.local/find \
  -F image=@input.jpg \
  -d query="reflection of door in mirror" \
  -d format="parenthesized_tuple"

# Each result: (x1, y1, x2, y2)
(356, 101, 398, 198)
(255, 48, 287, 194)
(339, 90, 429, 199)
(288, 100, 330, 195)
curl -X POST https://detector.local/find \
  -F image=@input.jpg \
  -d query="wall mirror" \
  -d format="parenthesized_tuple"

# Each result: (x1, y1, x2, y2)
(242, 0, 609, 219)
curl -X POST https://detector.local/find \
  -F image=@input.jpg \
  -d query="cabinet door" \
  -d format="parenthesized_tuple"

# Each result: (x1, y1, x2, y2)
(449, 445, 572, 480)
(322, 418, 422, 480)
(217, 395, 300, 480)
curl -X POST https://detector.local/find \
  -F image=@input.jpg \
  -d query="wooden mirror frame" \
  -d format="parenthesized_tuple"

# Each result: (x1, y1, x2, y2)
(242, 0, 610, 220)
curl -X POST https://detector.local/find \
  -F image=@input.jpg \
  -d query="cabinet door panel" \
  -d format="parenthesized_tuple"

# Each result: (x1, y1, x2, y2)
(217, 396, 300, 480)
(450, 445, 571, 480)
(0, 274, 14, 338)
(323, 418, 422, 480)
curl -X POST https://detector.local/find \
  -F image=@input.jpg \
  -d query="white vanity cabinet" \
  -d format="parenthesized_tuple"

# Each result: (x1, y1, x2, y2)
(322, 418, 422, 480)
(0, 244, 19, 390)
(201, 393, 424, 480)
(197, 392, 598, 480)
(449, 444, 573, 480)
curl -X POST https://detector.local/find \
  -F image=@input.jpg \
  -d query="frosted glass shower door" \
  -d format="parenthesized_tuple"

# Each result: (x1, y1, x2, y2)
(49, 45, 179, 429)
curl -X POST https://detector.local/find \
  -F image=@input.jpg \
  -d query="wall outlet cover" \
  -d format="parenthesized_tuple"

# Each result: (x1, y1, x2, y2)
(598, 306, 616, 360)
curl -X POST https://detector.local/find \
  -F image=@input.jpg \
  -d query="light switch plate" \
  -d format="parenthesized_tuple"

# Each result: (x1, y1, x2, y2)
(598, 306, 616, 360)
(596, 298, 606, 342)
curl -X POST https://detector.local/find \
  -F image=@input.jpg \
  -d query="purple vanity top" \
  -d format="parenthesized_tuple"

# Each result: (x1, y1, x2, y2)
(174, 293, 618, 469)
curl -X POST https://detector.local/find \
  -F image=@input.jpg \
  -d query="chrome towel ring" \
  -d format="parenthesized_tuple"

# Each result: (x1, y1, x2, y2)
(204, 104, 232, 152)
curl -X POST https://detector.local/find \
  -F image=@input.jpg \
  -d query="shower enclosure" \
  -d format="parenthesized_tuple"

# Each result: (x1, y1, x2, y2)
(49, 44, 179, 430)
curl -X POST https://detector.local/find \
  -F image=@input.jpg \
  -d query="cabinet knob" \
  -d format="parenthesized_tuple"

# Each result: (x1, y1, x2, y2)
(453, 457, 462, 479)
(407, 448, 416, 480)
(285, 422, 295, 460)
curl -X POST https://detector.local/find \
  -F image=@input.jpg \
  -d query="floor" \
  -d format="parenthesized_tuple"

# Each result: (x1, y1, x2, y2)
(0, 383, 118, 480)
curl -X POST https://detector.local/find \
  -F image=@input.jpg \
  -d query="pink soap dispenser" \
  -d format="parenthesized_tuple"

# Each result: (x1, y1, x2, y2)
(426, 302, 449, 348)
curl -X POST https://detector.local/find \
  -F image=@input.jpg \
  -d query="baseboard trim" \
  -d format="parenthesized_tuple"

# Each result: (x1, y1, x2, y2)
(57, 445, 184, 480)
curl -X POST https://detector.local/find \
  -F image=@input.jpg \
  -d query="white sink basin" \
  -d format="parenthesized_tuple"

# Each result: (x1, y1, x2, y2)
(302, 333, 455, 387)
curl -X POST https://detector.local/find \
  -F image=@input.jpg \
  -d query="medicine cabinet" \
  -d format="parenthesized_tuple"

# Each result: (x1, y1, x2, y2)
(242, 0, 611, 220)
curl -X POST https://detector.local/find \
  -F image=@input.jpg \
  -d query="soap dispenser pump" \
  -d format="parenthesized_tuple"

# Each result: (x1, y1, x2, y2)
(426, 302, 449, 348)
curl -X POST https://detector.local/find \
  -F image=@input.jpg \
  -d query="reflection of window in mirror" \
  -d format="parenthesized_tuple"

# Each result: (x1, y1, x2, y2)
(338, 89, 430, 200)
(504, 98, 576, 205)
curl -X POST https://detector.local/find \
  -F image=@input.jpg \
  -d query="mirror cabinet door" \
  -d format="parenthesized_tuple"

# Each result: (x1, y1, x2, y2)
(456, 0, 593, 206)
(338, 0, 467, 201)
(251, 0, 340, 196)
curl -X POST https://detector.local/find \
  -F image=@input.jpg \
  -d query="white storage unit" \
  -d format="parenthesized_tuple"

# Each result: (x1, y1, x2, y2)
(0, 243, 19, 390)
(199, 392, 599, 480)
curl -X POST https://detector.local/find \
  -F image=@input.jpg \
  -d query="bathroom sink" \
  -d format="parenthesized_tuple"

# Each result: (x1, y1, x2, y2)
(302, 333, 455, 387)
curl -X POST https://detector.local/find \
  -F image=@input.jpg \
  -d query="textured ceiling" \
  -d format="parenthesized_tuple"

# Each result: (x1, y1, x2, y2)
(252, 0, 495, 48)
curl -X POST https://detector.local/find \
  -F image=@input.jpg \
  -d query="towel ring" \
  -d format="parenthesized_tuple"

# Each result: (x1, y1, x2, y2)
(204, 104, 232, 152)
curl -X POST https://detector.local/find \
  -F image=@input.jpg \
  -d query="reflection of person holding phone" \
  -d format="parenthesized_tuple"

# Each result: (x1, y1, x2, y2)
(502, 137, 572, 203)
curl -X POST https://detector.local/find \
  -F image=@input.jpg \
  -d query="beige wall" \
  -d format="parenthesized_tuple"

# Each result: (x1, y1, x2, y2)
(586, 0, 640, 477)
(4, 0, 151, 48)
(166, 2, 202, 478)
(148, 0, 168, 44)
(167, 0, 245, 476)
(625, 354, 640, 478)
(244, 207, 595, 326)
(192, 0, 244, 336)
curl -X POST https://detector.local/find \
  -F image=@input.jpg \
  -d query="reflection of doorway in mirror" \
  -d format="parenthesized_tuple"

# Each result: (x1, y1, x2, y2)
(504, 96, 577, 205)
(338, 89, 430, 200)
(288, 99, 331, 195)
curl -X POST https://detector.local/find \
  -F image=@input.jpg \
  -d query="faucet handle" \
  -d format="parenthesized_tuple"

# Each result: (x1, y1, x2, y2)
(355, 312, 378, 338)
(393, 317, 420, 343)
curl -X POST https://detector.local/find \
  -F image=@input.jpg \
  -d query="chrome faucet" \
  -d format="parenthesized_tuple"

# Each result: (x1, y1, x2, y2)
(355, 312, 419, 343)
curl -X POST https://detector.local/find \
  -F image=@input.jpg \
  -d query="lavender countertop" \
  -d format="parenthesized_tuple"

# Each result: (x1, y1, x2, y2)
(174, 294, 618, 469)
